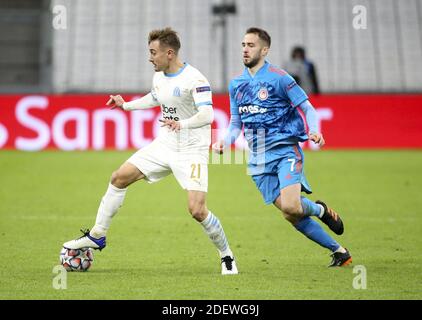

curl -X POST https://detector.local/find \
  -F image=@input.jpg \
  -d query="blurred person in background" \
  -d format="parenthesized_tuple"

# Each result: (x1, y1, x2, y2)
(284, 46, 320, 95)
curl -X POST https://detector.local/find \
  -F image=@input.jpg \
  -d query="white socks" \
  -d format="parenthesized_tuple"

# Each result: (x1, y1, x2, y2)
(200, 211, 232, 258)
(89, 186, 234, 260)
(334, 246, 347, 254)
(318, 204, 325, 218)
(91, 183, 127, 238)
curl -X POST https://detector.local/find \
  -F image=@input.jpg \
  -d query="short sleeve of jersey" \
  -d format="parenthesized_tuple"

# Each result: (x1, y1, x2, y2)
(191, 77, 213, 107)
(279, 73, 308, 107)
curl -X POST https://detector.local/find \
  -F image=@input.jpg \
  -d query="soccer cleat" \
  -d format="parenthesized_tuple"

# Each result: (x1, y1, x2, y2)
(221, 256, 238, 275)
(316, 200, 344, 235)
(63, 229, 106, 251)
(328, 248, 352, 267)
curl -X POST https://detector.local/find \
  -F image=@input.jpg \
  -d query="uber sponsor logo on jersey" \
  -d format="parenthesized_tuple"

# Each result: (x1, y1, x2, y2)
(162, 104, 179, 120)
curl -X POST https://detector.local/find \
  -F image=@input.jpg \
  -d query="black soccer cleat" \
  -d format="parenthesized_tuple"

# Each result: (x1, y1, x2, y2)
(316, 200, 344, 235)
(221, 256, 238, 275)
(328, 248, 352, 267)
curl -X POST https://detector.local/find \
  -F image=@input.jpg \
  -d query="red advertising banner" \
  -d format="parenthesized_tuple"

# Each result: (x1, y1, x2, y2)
(307, 94, 422, 149)
(0, 94, 421, 150)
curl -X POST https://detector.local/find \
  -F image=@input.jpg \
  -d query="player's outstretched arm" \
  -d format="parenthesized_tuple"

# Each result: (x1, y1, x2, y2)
(106, 95, 125, 109)
(107, 93, 159, 111)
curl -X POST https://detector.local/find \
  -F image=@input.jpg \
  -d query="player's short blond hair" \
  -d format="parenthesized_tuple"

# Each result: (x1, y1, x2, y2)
(148, 27, 181, 54)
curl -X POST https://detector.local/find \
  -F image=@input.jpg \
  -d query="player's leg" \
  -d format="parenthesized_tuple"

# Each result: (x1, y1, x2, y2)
(187, 190, 238, 275)
(285, 144, 344, 234)
(273, 188, 351, 266)
(187, 191, 231, 257)
(274, 185, 337, 249)
(267, 144, 350, 266)
(90, 162, 145, 237)
(252, 173, 344, 254)
(300, 196, 344, 235)
(172, 151, 237, 275)
(63, 162, 145, 250)
(274, 183, 351, 266)
(63, 140, 172, 250)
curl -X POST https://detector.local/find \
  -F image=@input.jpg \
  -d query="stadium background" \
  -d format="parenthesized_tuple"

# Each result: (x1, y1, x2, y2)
(0, 0, 421, 300)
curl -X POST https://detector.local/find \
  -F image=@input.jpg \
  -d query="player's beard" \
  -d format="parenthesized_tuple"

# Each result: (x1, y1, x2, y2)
(243, 55, 260, 69)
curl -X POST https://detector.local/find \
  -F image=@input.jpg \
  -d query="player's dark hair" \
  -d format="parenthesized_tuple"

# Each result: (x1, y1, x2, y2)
(148, 27, 181, 53)
(246, 27, 271, 47)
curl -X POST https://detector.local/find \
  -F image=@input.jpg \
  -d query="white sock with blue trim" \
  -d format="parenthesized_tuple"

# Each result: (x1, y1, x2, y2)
(200, 211, 233, 257)
(91, 183, 127, 238)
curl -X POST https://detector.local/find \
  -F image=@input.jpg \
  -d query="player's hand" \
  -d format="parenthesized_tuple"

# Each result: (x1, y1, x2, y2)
(106, 95, 125, 110)
(159, 119, 181, 131)
(212, 141, 225, 154)
(309, 132, 325, 147)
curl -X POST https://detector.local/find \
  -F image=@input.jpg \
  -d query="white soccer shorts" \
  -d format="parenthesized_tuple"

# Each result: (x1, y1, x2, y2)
(127, 139, 209, 192)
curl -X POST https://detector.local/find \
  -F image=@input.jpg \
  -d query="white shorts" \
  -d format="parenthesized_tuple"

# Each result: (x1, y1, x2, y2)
(127, 139, 209, 192)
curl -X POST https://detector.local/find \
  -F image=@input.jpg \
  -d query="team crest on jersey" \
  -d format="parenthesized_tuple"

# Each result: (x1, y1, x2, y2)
(173, 86, 181, 97)
(258, 88, 268, 101)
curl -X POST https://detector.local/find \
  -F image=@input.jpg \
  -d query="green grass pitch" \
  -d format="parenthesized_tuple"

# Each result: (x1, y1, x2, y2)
(0, 150, 421, 299)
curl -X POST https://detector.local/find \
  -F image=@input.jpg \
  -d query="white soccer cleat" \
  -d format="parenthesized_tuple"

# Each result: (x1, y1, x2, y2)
(221, 256, 238, 275)
(63, 229, 106, 251)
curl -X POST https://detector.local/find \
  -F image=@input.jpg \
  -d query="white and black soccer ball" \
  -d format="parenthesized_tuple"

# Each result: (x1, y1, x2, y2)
(60, 248, 94, 271)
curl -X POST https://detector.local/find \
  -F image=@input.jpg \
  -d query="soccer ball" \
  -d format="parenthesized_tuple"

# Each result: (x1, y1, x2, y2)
(60, 247, 94, 271)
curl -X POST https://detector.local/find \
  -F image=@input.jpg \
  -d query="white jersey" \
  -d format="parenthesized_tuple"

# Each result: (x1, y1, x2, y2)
(151, 63, 212, 152)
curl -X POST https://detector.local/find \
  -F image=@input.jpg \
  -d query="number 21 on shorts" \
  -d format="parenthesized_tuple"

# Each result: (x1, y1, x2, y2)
(191, 163, 201, 179)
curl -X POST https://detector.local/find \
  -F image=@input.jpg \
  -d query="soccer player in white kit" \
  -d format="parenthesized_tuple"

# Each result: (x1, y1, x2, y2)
(63, 28, 238, 275)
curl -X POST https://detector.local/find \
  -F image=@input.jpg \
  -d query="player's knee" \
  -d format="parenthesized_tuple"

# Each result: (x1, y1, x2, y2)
(188, 201, 207, 221)
(110, 170, 129, 189)
(280, 202, 302, 218)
